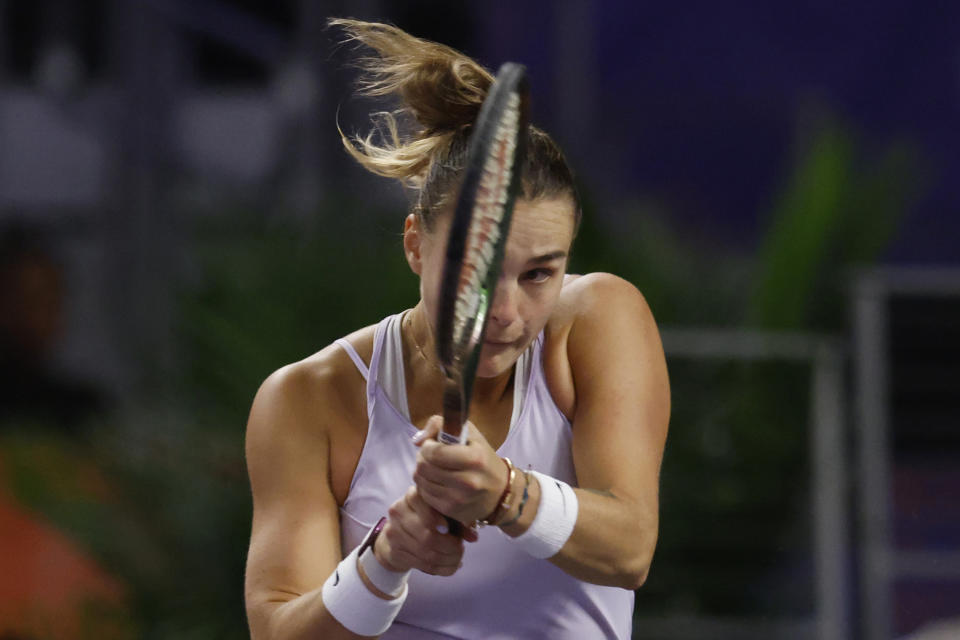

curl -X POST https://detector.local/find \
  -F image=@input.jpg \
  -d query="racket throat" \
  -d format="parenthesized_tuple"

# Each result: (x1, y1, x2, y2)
(468, 287, 490, 348)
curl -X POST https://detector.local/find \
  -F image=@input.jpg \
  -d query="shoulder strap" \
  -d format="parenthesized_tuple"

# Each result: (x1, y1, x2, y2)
(377, 313, 411, 420)
(334, 338, 369, 380)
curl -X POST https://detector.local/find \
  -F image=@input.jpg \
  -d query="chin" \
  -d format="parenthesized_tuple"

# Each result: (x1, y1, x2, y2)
(475, 348, 518, 379)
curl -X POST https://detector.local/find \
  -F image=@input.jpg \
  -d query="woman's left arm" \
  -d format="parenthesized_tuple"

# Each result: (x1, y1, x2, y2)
(413, 273, 669, 589)
(540, 273, 670, 589)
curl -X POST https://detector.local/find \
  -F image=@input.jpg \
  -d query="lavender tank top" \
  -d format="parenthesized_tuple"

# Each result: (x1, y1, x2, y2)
(335, 312, 633, 639)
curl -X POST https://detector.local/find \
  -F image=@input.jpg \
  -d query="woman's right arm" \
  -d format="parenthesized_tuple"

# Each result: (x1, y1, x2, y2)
(244, 359, 468, 639)
(244, 361, 360, 639)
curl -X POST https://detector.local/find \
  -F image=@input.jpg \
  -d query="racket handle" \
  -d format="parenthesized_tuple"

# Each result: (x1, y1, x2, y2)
(438, 430, 463, 445)
(439, 381, 467, 534)
(441, 382, 468, 444)
(446, 517, 464, 537)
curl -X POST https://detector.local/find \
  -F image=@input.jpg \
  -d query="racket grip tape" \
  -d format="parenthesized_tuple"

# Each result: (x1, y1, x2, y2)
(446, 517, 464, 537)
(439, 425, 466, 536)
(438, 430, 466, 445)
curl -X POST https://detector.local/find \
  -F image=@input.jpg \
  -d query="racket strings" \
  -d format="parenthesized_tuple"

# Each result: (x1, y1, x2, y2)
(452, 92, 521, 347)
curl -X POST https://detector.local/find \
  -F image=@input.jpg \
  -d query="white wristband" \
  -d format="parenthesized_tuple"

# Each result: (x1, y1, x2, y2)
(321, 544, 408, 636)
(512, 470, 579, 559)
(358, 545, 411, 597)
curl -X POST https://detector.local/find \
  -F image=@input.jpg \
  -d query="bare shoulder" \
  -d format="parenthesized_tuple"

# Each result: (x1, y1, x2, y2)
(246, 324, 376, 505)
(545, 272, 658, 353)
(543, 273, 662, 418)
(555, 272, 653, 323)
(248, 325, 371, 437)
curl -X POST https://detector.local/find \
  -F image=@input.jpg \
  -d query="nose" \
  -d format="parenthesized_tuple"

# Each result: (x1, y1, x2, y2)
(488, 275, 518, 328)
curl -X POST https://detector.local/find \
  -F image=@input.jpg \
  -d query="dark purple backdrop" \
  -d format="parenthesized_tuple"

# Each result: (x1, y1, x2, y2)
(478, 1, 959, 263)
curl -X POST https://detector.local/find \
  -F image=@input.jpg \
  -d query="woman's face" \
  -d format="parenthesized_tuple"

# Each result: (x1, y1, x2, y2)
(405, 196, 576, 379)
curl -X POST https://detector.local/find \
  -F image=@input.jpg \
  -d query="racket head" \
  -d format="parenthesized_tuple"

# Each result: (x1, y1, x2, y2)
(435, 62, 530, 441)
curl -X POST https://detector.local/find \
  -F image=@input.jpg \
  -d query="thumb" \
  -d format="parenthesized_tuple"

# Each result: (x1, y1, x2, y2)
(412, 415, 444, 446)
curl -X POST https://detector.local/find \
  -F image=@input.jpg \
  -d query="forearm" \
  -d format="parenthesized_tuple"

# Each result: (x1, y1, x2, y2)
(250, 588, 368, 640)
(552, 488, 657, 589)
(249, 544, 407, 640)
(499, 474, 657, 590)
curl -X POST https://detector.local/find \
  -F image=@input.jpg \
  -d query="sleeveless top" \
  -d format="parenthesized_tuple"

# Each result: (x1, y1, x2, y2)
(334, 312, 634, 639)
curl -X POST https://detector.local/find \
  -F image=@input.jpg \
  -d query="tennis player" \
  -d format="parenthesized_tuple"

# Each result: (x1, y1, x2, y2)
(244, 19, 669, 639)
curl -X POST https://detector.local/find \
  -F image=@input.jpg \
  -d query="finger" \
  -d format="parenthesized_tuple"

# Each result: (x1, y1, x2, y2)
(413, 464, 478, 516)
(419, 438, 483, 471)
(404, 486, 445, 533)
(392, 489, 463, 558)
(415, 449, 471, 488)
(412, 415, 444, 446)
(388, 545, 461, 576)
(389, 490, 434, 540)
(407, 489, 472, 548)
(415, 480, 454, 519)
(462, 523, 479, 543)
(464, 420, 488, 446)
(386, 519, 463, 576)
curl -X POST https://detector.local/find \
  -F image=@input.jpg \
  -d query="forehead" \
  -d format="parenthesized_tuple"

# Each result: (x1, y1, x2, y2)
(423, 196, 576, 260)
(504, 197, 576, 257)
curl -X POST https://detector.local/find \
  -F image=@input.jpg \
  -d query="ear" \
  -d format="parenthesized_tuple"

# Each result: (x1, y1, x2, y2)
(403, 214, 424, 275)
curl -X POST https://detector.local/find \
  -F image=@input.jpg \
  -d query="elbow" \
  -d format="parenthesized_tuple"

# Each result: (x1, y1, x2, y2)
(587, 542, 653, 590)
(624, 515, 659, 590)
(614, 528, 657, 590)
(628, 565, 651, 590)
(616, 553, 652, 590)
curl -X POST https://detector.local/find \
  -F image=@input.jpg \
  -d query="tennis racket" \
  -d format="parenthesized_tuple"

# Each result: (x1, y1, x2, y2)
(434, 62, 529, 531)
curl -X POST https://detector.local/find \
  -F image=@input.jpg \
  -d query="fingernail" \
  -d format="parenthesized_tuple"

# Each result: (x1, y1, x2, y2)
(436, 523, 449, 534)
(412, 429, 427, 444)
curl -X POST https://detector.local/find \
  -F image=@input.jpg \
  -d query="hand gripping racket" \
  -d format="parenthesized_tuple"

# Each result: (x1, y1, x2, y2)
(434, 63, 529, 531)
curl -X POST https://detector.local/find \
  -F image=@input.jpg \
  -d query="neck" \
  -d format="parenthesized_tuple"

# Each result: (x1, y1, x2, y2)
(403, 303, 445, 380)
(473, 365, 515, 405)
(403, 303, 514, 408)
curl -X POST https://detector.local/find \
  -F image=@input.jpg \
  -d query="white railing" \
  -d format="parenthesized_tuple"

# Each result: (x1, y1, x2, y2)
(644, 327, 851, 640)
(852, 268, 960, 640)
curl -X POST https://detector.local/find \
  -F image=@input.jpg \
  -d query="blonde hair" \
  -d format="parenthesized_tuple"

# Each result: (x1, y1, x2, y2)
(330, 18, 580, 232)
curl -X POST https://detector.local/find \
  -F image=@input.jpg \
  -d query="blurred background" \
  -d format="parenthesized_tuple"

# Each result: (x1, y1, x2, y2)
(0, 1, 957, 639)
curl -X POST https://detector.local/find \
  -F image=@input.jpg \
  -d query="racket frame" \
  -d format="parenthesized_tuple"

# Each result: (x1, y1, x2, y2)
(435, 62, 530, 447)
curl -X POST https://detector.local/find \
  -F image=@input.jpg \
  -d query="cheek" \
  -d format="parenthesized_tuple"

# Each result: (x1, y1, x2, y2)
(527, 302, 554, 334)
(416, 235, 445, 296)
(530, 279, 565, 318)
(420, 258, 443, 305)
(510, 287, 560, 344)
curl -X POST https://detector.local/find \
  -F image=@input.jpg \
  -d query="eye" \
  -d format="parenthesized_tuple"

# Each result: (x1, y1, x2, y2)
(524, 268, 555, 283)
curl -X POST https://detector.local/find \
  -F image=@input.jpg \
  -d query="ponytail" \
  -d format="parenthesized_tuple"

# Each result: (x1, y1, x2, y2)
(331, 19, 491, 186)
(331, 18, 581, 233)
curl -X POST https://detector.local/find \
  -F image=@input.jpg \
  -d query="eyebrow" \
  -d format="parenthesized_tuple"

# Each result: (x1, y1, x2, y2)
(527, 251, 568, 265)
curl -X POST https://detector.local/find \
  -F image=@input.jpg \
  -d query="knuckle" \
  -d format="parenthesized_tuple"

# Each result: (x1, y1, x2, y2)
(460, 449, 477, 468)
(382, 524, 399, 543)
